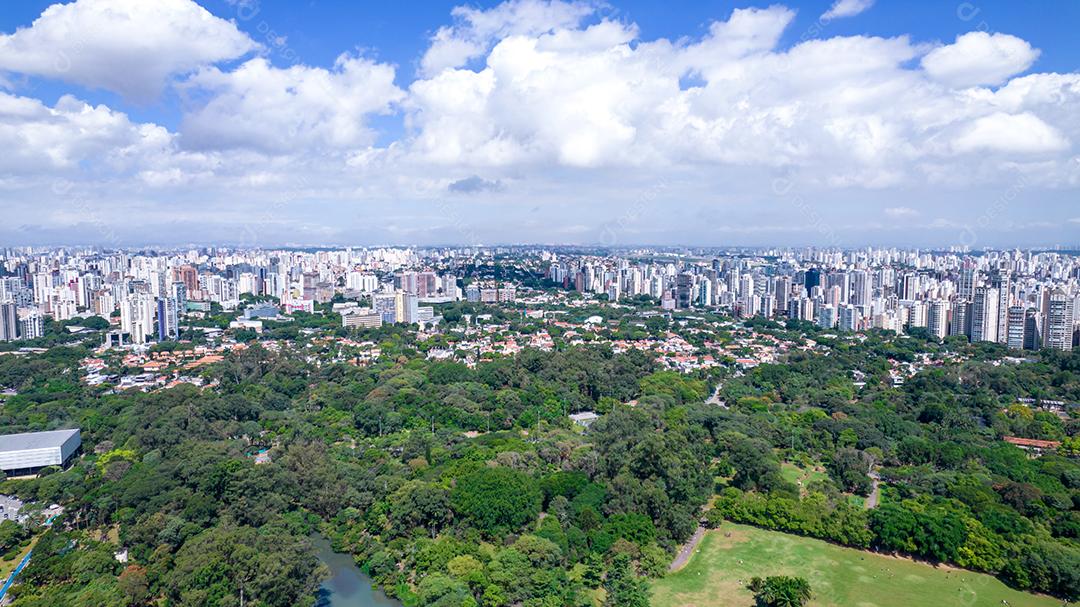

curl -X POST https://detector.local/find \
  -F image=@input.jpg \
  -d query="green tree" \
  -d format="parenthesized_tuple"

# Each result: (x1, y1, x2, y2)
(755, 576, 812, 607)
(389, 481, 451, 538)
(451, 467, 542, 534)
(603, 554, 649, 607)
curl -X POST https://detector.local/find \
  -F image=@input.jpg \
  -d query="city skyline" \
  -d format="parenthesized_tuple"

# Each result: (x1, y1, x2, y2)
(1, 0, 1079, 247)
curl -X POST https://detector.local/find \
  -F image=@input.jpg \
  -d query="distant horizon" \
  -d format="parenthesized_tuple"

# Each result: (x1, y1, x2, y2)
(5, 241, 1080, 254)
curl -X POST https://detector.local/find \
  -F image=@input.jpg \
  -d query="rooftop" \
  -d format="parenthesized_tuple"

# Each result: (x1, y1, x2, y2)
(1003, 436, 1061, 450)
(0, 429, 80, 453)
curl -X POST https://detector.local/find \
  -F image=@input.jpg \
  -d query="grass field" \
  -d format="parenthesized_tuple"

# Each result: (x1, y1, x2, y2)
(652, 524, 1069, 607)
(0, 537, 35, 581)
(780, 462, 829, 497)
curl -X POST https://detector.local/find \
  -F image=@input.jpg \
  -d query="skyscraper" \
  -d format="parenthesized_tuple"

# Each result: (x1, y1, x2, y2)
(899, 272, 917, 300)
(838, 304, 860, 332)
(676, 274, 693, 309)
(990, 271, 1010, 344)
(1044, 290, 1073, 351)
(816, 305, 836, 329)
(1006, 306, 1026, 350)
(175, 265, 199, 295)
(1023, 309, 1041, 350)
(157, 297, 179, 341)
(950, 301, 972, 338)
(121, 293, 155, 344)
(851, 270, 872, 307)
(928, 300, 948, 340)
(402, 293, 420, 324)
(0, 303, 18, 341)
(971, 287, 999, 343)
(18, 310, 43, 340)
(958, 265, 977, 301)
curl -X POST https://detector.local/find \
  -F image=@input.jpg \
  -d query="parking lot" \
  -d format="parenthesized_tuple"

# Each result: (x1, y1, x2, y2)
(0, 495, 24, 522)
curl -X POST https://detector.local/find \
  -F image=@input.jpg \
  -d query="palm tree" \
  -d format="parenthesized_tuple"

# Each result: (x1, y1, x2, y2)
(758, 576, 812, 607)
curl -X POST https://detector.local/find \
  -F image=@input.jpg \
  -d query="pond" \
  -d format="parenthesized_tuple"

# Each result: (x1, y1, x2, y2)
(311, 534, 401, 607)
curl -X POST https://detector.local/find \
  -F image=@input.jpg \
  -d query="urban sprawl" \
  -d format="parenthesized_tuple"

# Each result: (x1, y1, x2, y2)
(0, 246, 1076, 353)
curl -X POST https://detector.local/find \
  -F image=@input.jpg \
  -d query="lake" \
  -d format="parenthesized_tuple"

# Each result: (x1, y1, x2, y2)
(311, 534, 401, 607)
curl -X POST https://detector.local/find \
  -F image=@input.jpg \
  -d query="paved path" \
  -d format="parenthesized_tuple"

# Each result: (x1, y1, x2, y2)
(669, 526, 706, 572)
(865, 470, 882, 509)
(0, 550, 31, 603)
(705, 382, 726, 407)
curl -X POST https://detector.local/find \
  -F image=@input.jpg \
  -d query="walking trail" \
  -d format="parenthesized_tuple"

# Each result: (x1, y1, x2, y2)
(865, 469, 882, 509)
(669, 525, 706, 572)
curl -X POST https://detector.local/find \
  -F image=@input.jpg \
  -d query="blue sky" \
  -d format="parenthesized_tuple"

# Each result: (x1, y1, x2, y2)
(1, 0, 1079, 247)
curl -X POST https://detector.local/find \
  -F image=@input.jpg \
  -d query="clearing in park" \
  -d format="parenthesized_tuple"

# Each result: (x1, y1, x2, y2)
(651, 523, 1067, 607)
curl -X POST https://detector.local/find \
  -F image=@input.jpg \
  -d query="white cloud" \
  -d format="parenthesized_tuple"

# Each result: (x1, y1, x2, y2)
(402, 3, 1080, 190)
(2, 0, 1075, 196)
(1, 0, 1080, 246)
(420, 0, 595, 76)
(179, 54, 404, 153)
(922, 32, 1039, 88)
(0, 91, 175, 174)
(821, 0, 875, 20)
(0, 0, 257, 101)
(952, 112, 1068, 154)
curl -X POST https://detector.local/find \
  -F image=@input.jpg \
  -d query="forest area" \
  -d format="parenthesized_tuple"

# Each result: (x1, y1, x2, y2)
(0, 329, 1076, 606)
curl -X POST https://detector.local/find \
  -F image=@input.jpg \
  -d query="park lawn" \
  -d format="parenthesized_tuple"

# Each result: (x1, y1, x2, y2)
(0, 536, 36, 581)
(652, 524, 1067, 607)
(781, 462, 829, 494)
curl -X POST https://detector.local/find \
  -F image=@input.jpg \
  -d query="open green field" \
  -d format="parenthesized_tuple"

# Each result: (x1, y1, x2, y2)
(652, 524, 1068, 607)
(780, 462, 829, 496)
(0, 536, 35, 581)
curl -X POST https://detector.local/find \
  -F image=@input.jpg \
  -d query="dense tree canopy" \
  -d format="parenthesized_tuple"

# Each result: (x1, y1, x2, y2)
(0, 320, 1077, 605)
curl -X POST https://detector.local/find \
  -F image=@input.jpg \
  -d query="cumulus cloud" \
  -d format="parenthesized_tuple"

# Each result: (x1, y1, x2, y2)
(1, 0, 1079, 245)
(0, 0, 257, 101)
(951, 112, 1068, 154)
(922, 32, 1040, 88)
(420, 0, 595, 76)
(821, 0, 874, 20)
(401, 4, 1080, 190)
(179, 54, 404, 153)
(0, 91, 175, 174)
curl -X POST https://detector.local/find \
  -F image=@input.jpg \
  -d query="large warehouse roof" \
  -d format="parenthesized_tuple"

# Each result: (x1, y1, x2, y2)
(0, 429, 80, 453)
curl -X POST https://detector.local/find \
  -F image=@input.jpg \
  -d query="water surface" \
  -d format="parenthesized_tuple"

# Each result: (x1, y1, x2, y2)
(311, 534, 401, 607)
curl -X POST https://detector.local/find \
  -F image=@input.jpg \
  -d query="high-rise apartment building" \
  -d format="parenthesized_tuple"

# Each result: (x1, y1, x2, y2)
(1006, 306, 1026, 350)
(950, 301, 971, 338)
(990, 271, 1010, 344)
(928, 300, 948, 339)
(971, 287, 999, 343)
(0, 303, 18, 341)
(1045, 290, 1074, 351)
